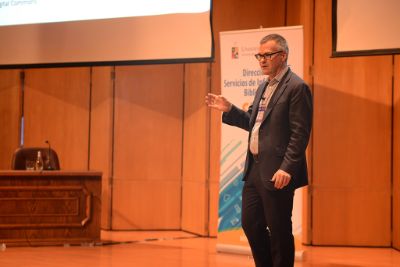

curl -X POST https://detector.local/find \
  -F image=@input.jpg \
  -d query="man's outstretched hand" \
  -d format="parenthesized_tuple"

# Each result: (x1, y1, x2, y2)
(205, 93, 232, 112)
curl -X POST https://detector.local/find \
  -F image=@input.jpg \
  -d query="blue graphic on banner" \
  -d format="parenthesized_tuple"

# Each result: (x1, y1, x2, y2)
(218, 139, 246, 232)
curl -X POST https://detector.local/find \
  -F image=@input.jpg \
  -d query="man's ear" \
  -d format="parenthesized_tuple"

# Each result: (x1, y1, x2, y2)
(282, 52, 288, 62)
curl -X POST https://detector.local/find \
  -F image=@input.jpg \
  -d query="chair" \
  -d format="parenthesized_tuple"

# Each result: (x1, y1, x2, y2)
(11, 147, 60, 170)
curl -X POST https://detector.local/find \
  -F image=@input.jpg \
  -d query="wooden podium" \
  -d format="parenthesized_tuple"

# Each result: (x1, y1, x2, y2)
(0, 170, 101, 246)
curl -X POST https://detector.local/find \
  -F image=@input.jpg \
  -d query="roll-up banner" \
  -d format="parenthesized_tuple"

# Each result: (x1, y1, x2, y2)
(217, 26, 304, 255)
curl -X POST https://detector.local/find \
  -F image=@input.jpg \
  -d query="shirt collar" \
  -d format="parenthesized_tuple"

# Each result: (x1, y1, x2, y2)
(268, 66, 289, 84)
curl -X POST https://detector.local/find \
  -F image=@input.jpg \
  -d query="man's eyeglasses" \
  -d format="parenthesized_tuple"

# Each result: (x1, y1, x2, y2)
(254, 51, 283, 61)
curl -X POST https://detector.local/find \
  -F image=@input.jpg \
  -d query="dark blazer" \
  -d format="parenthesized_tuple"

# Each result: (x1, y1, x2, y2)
(222, 69, 312, 190)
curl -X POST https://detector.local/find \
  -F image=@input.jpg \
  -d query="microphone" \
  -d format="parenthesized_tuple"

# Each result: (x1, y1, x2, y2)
(45, 140, 54, 170)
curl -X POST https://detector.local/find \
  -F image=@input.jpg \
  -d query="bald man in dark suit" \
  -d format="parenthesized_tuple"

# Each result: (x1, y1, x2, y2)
(206, 34, 312, 267)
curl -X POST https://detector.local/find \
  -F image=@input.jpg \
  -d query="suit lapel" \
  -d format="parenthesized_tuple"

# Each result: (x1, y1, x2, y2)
(249, 81, 268, 126)
(262, 70, 292, 123)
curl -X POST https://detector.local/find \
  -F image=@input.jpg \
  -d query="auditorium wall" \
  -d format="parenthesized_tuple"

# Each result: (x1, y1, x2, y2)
(0, 0, 399, 248)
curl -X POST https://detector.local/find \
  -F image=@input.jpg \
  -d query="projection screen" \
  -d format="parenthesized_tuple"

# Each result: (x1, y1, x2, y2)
(332, 0, 400, 57)
(0, 0, 213, 67)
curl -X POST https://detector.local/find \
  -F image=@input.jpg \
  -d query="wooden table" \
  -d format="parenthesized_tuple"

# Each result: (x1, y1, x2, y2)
(0, 170, 101, 246)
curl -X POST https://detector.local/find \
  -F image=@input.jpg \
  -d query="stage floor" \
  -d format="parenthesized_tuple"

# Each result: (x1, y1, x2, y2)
(0, 231, 399, 267)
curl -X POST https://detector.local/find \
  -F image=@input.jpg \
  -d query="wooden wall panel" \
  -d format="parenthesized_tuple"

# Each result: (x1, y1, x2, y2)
(286, 0, 314, 85)
(286, 0, 315, 244)
(89, 66, 114, 229)
(394, 55, 400, 249)
(181, 63, 210, 235)
(312, 0, 392, 246)
(24, 68, 91, 170)
(112, 65, 183, 229)
(209, 0, 286, 237)
(0, 70, 21, 170)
